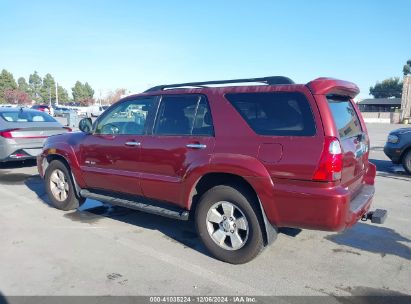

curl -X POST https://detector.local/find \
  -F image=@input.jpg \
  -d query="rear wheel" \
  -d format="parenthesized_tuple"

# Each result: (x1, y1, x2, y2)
(402, 150, 411, 175)
(195, 185, 264, 264)
(45, 160, 85, 210)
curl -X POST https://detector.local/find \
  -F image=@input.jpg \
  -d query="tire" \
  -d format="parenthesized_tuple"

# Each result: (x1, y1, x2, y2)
(402, 150, 411, 175)
(195, 185, 264, 264)
(45, 160, 85, 211)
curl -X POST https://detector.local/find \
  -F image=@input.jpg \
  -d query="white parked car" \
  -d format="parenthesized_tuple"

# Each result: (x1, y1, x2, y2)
(86, 105, 106, 117)
(73, 107, 88, 117)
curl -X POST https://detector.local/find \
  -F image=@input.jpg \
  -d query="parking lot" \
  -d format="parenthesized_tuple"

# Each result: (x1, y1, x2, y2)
(0, 123, 410, 297)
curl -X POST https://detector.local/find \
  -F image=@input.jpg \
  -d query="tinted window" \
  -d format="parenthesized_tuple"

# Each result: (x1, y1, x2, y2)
(154, 95, 214, 136)
(225, 92, 316, 136)
(95, 97, 155, 135)
(0, 110, 57, 122)
(192, 97, 214, 136)
(327, 97, 362, 139)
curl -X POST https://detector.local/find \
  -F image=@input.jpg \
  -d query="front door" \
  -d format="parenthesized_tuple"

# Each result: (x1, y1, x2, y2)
(139, 94, 215, 208)
(79, 97, 157, 196)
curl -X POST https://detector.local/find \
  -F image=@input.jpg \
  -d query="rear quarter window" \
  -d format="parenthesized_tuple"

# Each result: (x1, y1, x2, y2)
(327, 96, 362, 139)
(225, 92, 316, 136)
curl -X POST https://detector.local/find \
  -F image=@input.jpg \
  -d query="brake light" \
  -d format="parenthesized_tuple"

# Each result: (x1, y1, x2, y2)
(10, 152, 28, 159)
(0, 129, 20, 138)
(313, 137, 343, 182)
(63, 127, 72, 132)
(0, 129, 47, 139)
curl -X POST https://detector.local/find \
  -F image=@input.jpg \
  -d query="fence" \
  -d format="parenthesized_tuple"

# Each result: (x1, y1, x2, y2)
(361, 112, 401, 124)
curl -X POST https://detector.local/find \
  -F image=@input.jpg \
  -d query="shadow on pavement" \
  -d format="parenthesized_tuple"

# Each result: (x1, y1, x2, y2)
(0, 159, 37, 169)
(0, 160, 37, 185)
(24, 177, 211, 258)
(369, 159, 410, 181)
(326, 222, 411, 260)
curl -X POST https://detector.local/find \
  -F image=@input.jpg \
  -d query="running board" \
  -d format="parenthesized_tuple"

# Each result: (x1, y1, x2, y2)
(79, 189, 189, 221)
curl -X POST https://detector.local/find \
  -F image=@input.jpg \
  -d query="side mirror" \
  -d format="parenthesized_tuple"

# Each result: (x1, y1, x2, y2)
(79, 118, 92, 133)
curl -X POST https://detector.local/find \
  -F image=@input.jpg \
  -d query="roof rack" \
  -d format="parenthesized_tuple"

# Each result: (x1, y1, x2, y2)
(144, 76, 294, 92)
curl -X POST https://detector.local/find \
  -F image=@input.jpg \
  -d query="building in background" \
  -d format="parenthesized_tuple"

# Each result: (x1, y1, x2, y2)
(358, 98, 401, 112)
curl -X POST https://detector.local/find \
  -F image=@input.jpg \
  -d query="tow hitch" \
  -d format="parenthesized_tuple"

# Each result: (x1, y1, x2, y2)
(361, 209, 388, 224)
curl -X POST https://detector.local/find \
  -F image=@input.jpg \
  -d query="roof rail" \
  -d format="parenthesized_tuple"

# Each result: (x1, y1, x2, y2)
(144, 76, 294, 92)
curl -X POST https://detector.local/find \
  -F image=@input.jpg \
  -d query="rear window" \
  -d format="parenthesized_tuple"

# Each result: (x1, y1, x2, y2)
(0, 110, 57, 122)
(225, 92, 316, 136)
(327, 96, 362, 139)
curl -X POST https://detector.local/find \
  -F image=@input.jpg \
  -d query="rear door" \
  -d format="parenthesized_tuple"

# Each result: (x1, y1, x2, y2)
(139, 94, 215, 208)
(327, 96, 368, 188)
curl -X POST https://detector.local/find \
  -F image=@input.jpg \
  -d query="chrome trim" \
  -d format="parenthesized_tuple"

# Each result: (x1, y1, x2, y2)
(186, 143, 207, 149)
(125, 141, 141, 146)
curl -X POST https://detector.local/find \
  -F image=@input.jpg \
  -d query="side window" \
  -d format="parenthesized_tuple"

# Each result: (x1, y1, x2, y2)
(154, 95, 214, 136)
(225, 92, 316, 136)
(95, 97, 155, 135)
(192, 97, 214, 136)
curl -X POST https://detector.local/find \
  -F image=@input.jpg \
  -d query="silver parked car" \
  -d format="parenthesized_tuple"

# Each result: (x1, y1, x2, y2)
(54, 107, 72, 117)
(0, 107, 70, 162)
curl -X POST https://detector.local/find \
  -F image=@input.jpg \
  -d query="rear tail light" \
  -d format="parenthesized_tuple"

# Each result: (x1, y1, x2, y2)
(63, 127, 72, 132)
(313, 137, 343, 182)
(10, 152, 29, 159)
(0, 129, 20, 138)
(0, 129, 47, 139)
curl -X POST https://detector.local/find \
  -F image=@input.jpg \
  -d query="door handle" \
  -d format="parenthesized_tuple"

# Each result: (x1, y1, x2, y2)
(186, 143, 207, 149)
(125, 141, 141, 147)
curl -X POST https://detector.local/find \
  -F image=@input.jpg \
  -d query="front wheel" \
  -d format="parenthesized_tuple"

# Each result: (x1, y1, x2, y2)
(45, 160, 85, 210)
(195, 185, 264, 264)
(402, 150, 411, 175)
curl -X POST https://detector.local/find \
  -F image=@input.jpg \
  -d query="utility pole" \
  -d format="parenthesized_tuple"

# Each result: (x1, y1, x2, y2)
(56, 82, 59, 106)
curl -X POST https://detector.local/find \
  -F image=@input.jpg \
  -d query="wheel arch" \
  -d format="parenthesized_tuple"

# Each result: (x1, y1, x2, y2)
(45, 153, 82, 197)
(400, 145, 411, 162)
(187, 172, 277, 246)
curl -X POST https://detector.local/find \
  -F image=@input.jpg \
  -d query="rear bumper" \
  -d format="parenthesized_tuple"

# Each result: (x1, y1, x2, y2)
(345, 184, 374, 227)
(0, 138, 43, 162)
(262, 164, 377, 232)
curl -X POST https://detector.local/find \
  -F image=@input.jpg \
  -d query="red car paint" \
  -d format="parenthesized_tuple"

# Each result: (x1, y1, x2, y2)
(38, 78, 376, 231)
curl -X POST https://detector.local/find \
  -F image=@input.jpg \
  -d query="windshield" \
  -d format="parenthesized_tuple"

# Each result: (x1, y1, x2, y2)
(0, 110, 57, 122)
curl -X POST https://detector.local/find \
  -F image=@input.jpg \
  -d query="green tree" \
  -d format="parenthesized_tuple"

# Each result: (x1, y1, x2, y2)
(0, 69, 17, 103)
(84, 82, 94, 98)
(403, 59, 411, 75)
(57, 85, 70, 103)
(17, 77, 30, 94)
(72, 81, 95, 104)
(29, 71, 42, 101)
(40, 73, 56, 103)
(369, 77, 403, 98)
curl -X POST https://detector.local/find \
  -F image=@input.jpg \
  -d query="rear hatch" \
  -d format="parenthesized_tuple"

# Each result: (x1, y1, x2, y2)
(327, 96, 369, 192)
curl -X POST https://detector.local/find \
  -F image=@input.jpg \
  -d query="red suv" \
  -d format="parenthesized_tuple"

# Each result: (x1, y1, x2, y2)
(31, 104, 52, 115)
(37, 76, 386, 263)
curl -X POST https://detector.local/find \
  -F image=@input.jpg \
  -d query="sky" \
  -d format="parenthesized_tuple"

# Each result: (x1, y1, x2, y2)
(0, 0, 410, 99)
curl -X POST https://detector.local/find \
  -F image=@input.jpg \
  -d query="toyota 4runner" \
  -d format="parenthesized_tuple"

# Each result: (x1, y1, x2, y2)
(38, 76, 387, 264)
